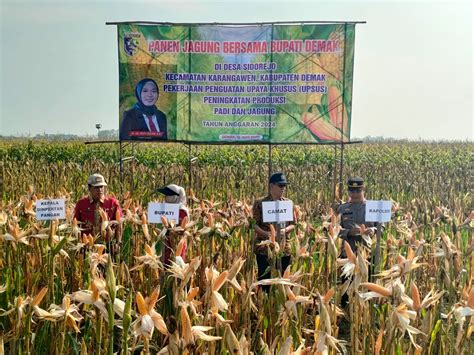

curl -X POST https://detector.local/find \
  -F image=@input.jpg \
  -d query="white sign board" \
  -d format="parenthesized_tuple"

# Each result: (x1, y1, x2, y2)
(148, 203, 180, 224)
(365, 200, 392, 223)
(35, 199, 66, 220)
(262, 200, 293, 223)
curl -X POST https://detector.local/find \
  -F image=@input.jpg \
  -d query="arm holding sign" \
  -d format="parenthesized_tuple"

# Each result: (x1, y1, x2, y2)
(280, 206, 296, 237)
(348, 224, 376, 237)
(252, 198, 270, 247)
(252, 199, 295, 237)
(253, 197, 296, 254)
(337, 202, 354, 238)
(111, 199, 123, 245)
(282, 223, 295, 235)
(338, 203, 378, 233)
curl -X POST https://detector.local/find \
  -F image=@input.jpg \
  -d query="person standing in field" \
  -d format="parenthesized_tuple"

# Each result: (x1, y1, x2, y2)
(252, 172, 295, 291)
(74, 174, 122, 251)
(337, 177, 378, 307)
(156, 184, 189, 267)
(337, 177, 377, 255)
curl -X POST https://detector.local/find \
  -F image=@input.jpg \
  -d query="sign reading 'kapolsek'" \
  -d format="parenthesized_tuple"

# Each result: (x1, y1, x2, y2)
(365, 200, 392, 223)
(35, 199, 66, 220)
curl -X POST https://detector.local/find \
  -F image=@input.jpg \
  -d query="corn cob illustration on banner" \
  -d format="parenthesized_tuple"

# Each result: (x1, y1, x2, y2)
(117, 23, 356, 143)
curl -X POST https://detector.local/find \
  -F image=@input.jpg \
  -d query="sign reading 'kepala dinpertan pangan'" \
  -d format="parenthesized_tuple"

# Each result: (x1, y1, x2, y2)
(262, 200, 294, 223)
(35, 199, 66, 220)
(117, 23, 356, 143)
(147, 203, 180, 224)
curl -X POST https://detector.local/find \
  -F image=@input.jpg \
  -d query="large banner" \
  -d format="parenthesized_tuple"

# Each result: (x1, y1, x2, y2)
(118, 23, 355, 143)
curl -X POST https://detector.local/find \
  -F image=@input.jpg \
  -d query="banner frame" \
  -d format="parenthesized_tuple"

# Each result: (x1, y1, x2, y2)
(113, 21, 362, 144)
(106, 21, 366, 26)
(98, 20, 365, 202)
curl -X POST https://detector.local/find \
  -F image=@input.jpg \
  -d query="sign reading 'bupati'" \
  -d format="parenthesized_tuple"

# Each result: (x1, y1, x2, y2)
(147, 203, 180, 224)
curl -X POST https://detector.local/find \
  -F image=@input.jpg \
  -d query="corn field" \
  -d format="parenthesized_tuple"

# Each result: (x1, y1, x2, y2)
(0, 140, 473, 354)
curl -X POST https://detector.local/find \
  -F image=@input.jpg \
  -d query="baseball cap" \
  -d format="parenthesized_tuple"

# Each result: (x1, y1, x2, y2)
(269, 172, 288, 185)
(87, 173, 107, 187)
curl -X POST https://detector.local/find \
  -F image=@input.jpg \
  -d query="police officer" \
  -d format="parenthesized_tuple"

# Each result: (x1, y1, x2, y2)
(338, 177, 377, 256)
(338, 177, 379, 312)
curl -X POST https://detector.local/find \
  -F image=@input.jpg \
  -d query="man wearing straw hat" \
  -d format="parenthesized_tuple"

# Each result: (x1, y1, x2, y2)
(74, 173, 123, 252)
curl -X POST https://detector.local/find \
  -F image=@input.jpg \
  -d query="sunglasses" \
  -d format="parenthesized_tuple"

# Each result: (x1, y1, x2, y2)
(277, 184, 287, 188)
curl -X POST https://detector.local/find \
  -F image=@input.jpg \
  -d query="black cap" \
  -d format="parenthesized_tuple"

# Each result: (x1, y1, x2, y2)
(347, 177, 364, 191)
(156, 185, 180, 196)
(269, 172, 288, 185)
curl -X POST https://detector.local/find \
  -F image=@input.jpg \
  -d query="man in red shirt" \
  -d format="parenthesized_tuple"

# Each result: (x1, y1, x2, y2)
(74, 174, 122, 248)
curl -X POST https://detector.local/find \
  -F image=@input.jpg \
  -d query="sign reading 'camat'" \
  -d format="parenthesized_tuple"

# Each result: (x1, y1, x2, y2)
(262, 200, 294, 223)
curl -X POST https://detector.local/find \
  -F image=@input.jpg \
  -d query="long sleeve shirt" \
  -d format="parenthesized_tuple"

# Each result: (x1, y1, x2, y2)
(252, 195, 295, 255)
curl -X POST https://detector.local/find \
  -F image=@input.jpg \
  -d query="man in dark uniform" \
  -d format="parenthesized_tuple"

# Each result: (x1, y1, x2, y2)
(337, 177, 377, 309)
(253, 172, 295, 291)
(338, 177, 377, 255)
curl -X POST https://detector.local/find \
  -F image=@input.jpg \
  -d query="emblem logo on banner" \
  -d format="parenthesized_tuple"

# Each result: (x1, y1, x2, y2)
(124, 33, 140, 56)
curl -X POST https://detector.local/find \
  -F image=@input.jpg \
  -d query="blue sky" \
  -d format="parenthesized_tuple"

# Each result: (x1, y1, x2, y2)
(1, 0, 472, 140)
